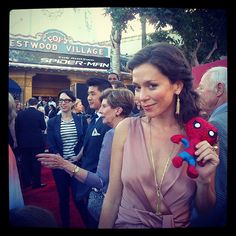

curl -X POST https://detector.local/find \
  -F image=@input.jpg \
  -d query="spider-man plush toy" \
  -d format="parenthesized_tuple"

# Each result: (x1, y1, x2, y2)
(171, 117, 218, 178)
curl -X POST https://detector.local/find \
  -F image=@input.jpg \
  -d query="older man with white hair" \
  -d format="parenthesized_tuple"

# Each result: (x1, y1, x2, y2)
(191, 66, 228, 227)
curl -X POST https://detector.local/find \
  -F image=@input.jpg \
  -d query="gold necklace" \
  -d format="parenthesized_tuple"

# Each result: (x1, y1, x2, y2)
(149, 118, 176, 215)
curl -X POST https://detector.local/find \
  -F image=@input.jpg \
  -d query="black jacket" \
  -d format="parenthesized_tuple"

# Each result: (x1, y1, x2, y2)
(15, 107, 46, 148)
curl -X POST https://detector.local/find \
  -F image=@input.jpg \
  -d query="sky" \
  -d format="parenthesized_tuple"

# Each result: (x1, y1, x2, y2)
(10, 8, 156, 44)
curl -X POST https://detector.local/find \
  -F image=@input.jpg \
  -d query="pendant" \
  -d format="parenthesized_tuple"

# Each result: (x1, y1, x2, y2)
(156, 189, 161, 215)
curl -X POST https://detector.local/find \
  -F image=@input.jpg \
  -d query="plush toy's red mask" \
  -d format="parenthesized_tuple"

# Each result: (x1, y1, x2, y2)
(171, 116, 218, 178)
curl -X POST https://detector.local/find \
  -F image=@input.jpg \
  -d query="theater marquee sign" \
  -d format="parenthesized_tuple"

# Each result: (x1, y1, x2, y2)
(9, 29, 111, 70)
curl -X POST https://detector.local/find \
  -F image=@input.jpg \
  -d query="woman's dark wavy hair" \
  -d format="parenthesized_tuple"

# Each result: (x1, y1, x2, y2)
(127, 42, 201, 125)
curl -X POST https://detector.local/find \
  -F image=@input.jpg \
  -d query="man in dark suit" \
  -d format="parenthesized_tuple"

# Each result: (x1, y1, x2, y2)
(75, 78, 112, 228)
(15, 97, 47, 189)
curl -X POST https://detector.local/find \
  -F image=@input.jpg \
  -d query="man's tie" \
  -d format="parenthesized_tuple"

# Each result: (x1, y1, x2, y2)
(90, 113, 98, 126)
(84, 113, 98, 142)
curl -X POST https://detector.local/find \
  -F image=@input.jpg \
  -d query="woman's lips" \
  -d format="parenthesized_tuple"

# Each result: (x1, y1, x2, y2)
(142, 104, 155, 111)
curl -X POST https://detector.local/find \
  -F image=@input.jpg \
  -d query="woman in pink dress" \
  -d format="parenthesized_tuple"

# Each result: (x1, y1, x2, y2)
(99, 43, 219, 228)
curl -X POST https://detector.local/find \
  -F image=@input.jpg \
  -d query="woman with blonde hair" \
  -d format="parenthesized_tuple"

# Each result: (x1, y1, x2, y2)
(73, 98, 85, 115)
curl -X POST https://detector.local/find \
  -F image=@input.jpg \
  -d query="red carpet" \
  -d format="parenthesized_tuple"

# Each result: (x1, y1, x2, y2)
(22, 166, 85, 228)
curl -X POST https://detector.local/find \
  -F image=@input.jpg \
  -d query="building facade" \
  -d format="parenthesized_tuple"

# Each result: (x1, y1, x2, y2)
(9, 29, 132, 106)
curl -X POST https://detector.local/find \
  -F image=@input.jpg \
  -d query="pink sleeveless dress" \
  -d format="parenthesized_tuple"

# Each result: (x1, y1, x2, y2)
(114, 117, 196, 228)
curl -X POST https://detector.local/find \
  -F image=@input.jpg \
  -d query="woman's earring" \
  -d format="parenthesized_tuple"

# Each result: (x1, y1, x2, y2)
(175, 94, 180, 115)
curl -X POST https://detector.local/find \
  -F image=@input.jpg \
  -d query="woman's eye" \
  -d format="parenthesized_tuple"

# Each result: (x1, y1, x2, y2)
(134, 86, 141, 92)
(149, 84, 157, 90)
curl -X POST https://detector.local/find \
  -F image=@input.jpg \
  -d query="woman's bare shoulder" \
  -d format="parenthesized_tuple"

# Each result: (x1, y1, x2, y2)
(117, 117, 132, 128)
(114, 117, 133, 140)
(117, 116, 148, 129)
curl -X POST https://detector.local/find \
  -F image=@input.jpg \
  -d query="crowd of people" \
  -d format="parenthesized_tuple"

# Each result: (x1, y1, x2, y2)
(8, 42, 227, 229)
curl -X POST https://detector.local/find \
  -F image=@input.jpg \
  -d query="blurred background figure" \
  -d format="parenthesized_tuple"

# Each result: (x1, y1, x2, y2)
(16, 102, 24, 114)
(107, 72, 123, 89)
(107, 72, 120, 82)
(15, 97, 47, 189)
(73, 98, 85, 115)
(9, 93, 24, 210)
(48, 101, 58, 119)
(9, 93, 18, 152)
(37, 105, 49, 125)
(131, 96, 144, 117)
(110, 80, 127, 89)
(9, 205, 58, 228)
(9, 145, 25, 210)
(192, 66, 227, 227)
(37, 96, 44, 108)
(37, 106, 49, 151)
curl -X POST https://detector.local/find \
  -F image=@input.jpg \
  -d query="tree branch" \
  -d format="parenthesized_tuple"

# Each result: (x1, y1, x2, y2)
(205, 39, 218, 62)
(192, 41, 202, 66)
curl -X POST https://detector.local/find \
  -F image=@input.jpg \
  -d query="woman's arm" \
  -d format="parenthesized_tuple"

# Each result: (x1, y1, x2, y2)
(194, 141, 219, 213)
(37, 129, 114, 190)
(36, 153, 89, 181)
(86, 129, 114, 190)
(98, 118, 130, 228)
